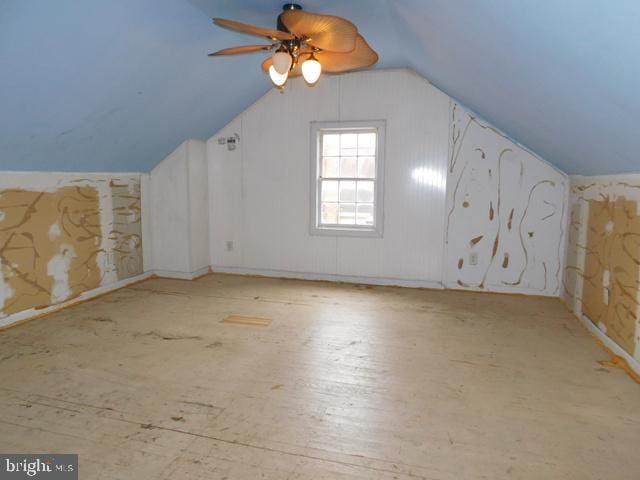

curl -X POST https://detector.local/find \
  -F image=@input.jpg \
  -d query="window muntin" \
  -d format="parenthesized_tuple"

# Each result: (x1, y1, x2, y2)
(311, 121, 385, 237)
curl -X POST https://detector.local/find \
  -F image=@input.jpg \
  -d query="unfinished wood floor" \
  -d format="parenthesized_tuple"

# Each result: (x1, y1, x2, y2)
(0, 274, 639, 479)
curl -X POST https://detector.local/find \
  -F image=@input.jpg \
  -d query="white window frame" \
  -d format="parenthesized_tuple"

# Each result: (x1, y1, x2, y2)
(309, 120, 385, 238)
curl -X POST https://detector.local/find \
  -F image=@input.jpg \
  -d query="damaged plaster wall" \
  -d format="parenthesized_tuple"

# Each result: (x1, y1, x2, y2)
(0, 173, 143, 319)
(445, 103, 568, 296)
(563, 175, 640, 362)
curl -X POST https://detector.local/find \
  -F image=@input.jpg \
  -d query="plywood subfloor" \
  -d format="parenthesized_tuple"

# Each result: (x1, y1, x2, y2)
(0, 274, 639, 479)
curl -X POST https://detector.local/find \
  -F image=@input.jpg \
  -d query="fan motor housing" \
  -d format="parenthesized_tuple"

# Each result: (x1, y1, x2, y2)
(278, 3, 302, 32)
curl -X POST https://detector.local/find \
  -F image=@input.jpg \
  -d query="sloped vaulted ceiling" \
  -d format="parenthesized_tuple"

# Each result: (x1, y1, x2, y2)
(1, 0, 638, 174)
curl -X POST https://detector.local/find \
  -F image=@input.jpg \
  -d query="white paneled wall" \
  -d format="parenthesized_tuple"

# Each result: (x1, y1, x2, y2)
(187, 140, 210, 273)
(336, 72, 449, 281)
(149, 142, 190, 274)
(146, 68, 570, 296)
(208, 118, 244, 269)
(208, 69, 451, 286)
(149, 139, 209, 278)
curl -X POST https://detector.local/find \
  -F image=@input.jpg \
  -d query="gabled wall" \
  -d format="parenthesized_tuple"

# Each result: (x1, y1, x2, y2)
(200, 69, 568, 293)
(208, 69, 450, 287)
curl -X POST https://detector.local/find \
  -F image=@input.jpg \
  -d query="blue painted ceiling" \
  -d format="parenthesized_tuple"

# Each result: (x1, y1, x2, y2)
(1, 0, 639, 174)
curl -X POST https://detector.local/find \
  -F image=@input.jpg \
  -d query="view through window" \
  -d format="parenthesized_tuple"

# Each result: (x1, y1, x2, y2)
(319, 129, 376, 227)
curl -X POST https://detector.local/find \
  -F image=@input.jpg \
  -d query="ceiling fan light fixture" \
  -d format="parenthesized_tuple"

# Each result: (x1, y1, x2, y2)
(268, 65, 288, 87)
(272, 49, 293, 75)
(210, 6, 378, 89)
(301, 53, 322, 86)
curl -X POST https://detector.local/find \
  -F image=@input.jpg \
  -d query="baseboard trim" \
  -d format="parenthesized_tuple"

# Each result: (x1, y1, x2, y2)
(151, 267, 211, 280)
(579, 314, 640, 378)
(210, 266, 445, 290)
(0, 272, 153, 330)
(446, 283, 557, 298)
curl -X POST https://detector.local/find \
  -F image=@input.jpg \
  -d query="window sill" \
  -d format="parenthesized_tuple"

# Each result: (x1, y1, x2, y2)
(309, 225, 383, 238)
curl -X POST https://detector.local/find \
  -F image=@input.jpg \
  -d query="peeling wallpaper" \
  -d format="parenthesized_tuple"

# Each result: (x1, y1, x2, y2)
(445, 104, 568, 296)
(563, 175, 640, 362)
(0, 174, 143, 319)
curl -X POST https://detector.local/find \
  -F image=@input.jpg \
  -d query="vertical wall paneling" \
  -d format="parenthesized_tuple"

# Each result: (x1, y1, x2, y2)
(444, 103, 568, 296)
(148, 139, 208, 278)
(140, 173, 152, 272)
(208, 117, 244, 268)
(335, 71, 450, 281)
(208, 69, 451, 286)
(187, 139, 210, 273)
(149, 142, 190, 274)
(240, 75, 341, 274)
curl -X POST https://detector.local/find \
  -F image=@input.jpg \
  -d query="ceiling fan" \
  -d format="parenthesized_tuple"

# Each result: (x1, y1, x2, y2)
(208, 3, 378, 89)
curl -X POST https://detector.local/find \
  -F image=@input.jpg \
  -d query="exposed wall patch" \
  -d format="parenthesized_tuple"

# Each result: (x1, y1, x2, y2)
(582, 198, 640, 356)
(0, 175, 143, 319)
(564, 175, 640, 364)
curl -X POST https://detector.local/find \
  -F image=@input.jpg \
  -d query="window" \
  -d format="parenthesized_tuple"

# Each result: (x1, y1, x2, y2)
(310, 121, 385, 237)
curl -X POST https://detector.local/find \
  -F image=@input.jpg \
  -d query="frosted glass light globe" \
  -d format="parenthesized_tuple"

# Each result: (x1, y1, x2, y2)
(302, 56, 321, 85)
(272, 51, 292, 75)
(268, 65, 288, 87)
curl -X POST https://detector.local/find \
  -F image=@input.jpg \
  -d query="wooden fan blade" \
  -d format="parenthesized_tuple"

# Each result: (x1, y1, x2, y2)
(261, 56, 303, 77)
(208, 44, 274, 56)
(213, 18, 293, 41)
(280, 10, 357, 53)
(316, 34, 378, 73)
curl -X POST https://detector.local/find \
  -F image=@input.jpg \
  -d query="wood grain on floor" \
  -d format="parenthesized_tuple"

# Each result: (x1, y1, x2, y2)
(0, 273, 638, 479)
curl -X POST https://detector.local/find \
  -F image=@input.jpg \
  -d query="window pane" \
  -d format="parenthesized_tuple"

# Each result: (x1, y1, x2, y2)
(340, 133, 358, 156)
(358, 132, 376, 148)
(321, 202, 338, 224)
(321, 180, 339, 201)
(339, 156, 357, 177)
(322, 134, 340, 156)
(356, 203, 374, 226)
(322, 156, 339, 177)
(339, 180, 356, 202)
(358, 156, 375, 178)
(358, 146, 375, 157)
(340, 133, 357, 149)
(358, 133, 376, 156)
(357, 181, 374, 203)
(338, 203, 356, 225)
(315, 127, 382, 233)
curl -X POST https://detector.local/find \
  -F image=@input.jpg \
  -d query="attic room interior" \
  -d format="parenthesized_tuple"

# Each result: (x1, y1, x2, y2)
(1, 0, 640, 478)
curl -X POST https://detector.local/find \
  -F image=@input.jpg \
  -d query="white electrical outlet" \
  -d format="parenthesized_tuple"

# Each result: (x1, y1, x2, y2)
(469, 252, 479, 266)
(226, 241, 234, 252)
